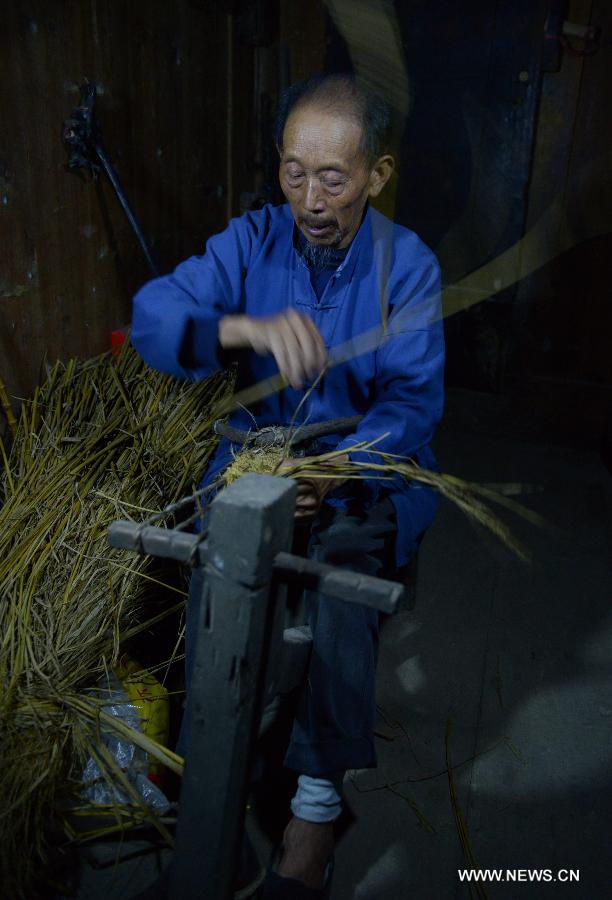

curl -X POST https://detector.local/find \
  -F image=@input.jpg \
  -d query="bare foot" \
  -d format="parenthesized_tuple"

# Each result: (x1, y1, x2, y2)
(277, 816, 334, 890)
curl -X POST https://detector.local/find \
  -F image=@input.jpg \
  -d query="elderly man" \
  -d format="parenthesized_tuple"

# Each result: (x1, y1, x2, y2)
(132, 73, 444, 896)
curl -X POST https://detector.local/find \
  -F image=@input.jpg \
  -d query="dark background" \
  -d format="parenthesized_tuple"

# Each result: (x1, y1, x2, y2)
(1, 0, 610, 435)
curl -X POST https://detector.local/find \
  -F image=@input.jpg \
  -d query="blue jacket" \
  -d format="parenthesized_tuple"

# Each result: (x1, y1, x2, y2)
(132, 203, 445, 566)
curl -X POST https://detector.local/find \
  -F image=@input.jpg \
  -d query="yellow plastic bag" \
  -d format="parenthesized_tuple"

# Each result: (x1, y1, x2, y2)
(115, 655, 170, 782)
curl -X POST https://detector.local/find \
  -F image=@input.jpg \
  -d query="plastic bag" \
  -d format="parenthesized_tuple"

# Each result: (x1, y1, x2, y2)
(115, 655, 170, 784)
(81, 676, 170, 815)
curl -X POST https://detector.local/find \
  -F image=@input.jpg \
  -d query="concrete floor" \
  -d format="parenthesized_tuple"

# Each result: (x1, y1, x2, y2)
(72, 385, 612, 899)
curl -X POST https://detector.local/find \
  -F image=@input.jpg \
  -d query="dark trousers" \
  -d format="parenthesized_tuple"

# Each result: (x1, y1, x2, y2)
(179, 492, 418, 775)
(283, 495, 399, 777)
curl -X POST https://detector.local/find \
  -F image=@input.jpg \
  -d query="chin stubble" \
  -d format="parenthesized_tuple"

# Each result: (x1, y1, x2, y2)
(300, 239, 342, 268)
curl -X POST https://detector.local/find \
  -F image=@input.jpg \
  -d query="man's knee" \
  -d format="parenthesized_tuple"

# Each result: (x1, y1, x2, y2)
(309, 496, 396, 577)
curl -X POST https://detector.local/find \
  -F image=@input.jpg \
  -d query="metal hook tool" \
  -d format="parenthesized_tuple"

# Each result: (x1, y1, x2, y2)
(63, 82, 159, 277)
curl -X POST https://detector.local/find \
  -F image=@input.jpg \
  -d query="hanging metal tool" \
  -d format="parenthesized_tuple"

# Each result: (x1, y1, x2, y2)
(62, 82, 159, 277)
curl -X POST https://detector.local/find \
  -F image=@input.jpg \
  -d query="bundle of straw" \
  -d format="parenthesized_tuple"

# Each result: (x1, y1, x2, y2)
(223, 441, 544, 561)
(0, 345, 232, 898)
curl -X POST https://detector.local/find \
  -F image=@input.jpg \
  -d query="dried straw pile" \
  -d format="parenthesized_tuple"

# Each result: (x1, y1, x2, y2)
(0, 345, 231, 898)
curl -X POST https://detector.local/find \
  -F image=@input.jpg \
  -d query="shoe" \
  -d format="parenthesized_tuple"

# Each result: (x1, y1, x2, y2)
(259, 846, 334, 899)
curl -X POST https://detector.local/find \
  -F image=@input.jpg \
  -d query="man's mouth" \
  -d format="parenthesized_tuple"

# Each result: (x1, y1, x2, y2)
(301, 221, 338, 242)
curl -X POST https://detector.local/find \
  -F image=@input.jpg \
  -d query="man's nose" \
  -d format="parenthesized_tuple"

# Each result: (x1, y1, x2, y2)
(304, 177, 325, 212)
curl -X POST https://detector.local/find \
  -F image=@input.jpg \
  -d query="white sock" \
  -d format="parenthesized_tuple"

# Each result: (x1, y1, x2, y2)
(290, 773, 344, 823)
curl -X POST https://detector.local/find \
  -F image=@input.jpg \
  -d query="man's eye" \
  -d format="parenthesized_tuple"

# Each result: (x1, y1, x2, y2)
(286, 171, 304, 183)
(322, 178, 344, 191)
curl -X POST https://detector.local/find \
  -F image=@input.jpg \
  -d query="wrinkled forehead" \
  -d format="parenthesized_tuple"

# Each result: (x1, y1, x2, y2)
(281, 102, 366, 166)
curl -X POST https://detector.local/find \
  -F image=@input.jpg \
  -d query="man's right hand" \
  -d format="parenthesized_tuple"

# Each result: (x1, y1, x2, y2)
(218, 310, 327, 389)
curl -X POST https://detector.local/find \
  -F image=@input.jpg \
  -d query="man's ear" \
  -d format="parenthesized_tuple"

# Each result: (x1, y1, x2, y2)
(368, 155, 395, 198)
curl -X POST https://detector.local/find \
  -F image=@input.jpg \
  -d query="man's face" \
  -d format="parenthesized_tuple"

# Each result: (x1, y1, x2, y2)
(279, 104, 382, 249)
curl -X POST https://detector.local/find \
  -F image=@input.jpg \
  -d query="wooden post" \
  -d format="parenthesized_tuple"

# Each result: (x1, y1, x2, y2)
(170, 474, 297, 900)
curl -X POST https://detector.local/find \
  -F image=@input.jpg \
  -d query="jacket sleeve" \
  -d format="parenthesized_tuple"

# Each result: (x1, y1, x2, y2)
(335, 252, 445, 465)
(131, 213, 258, 380)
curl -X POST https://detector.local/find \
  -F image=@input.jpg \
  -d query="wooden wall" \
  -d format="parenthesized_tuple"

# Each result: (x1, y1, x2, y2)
(0, 0, 230, 409)
(516, 0, 612, 384)
(280, 1, 326, 81)
(0, 0, 330, 423)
